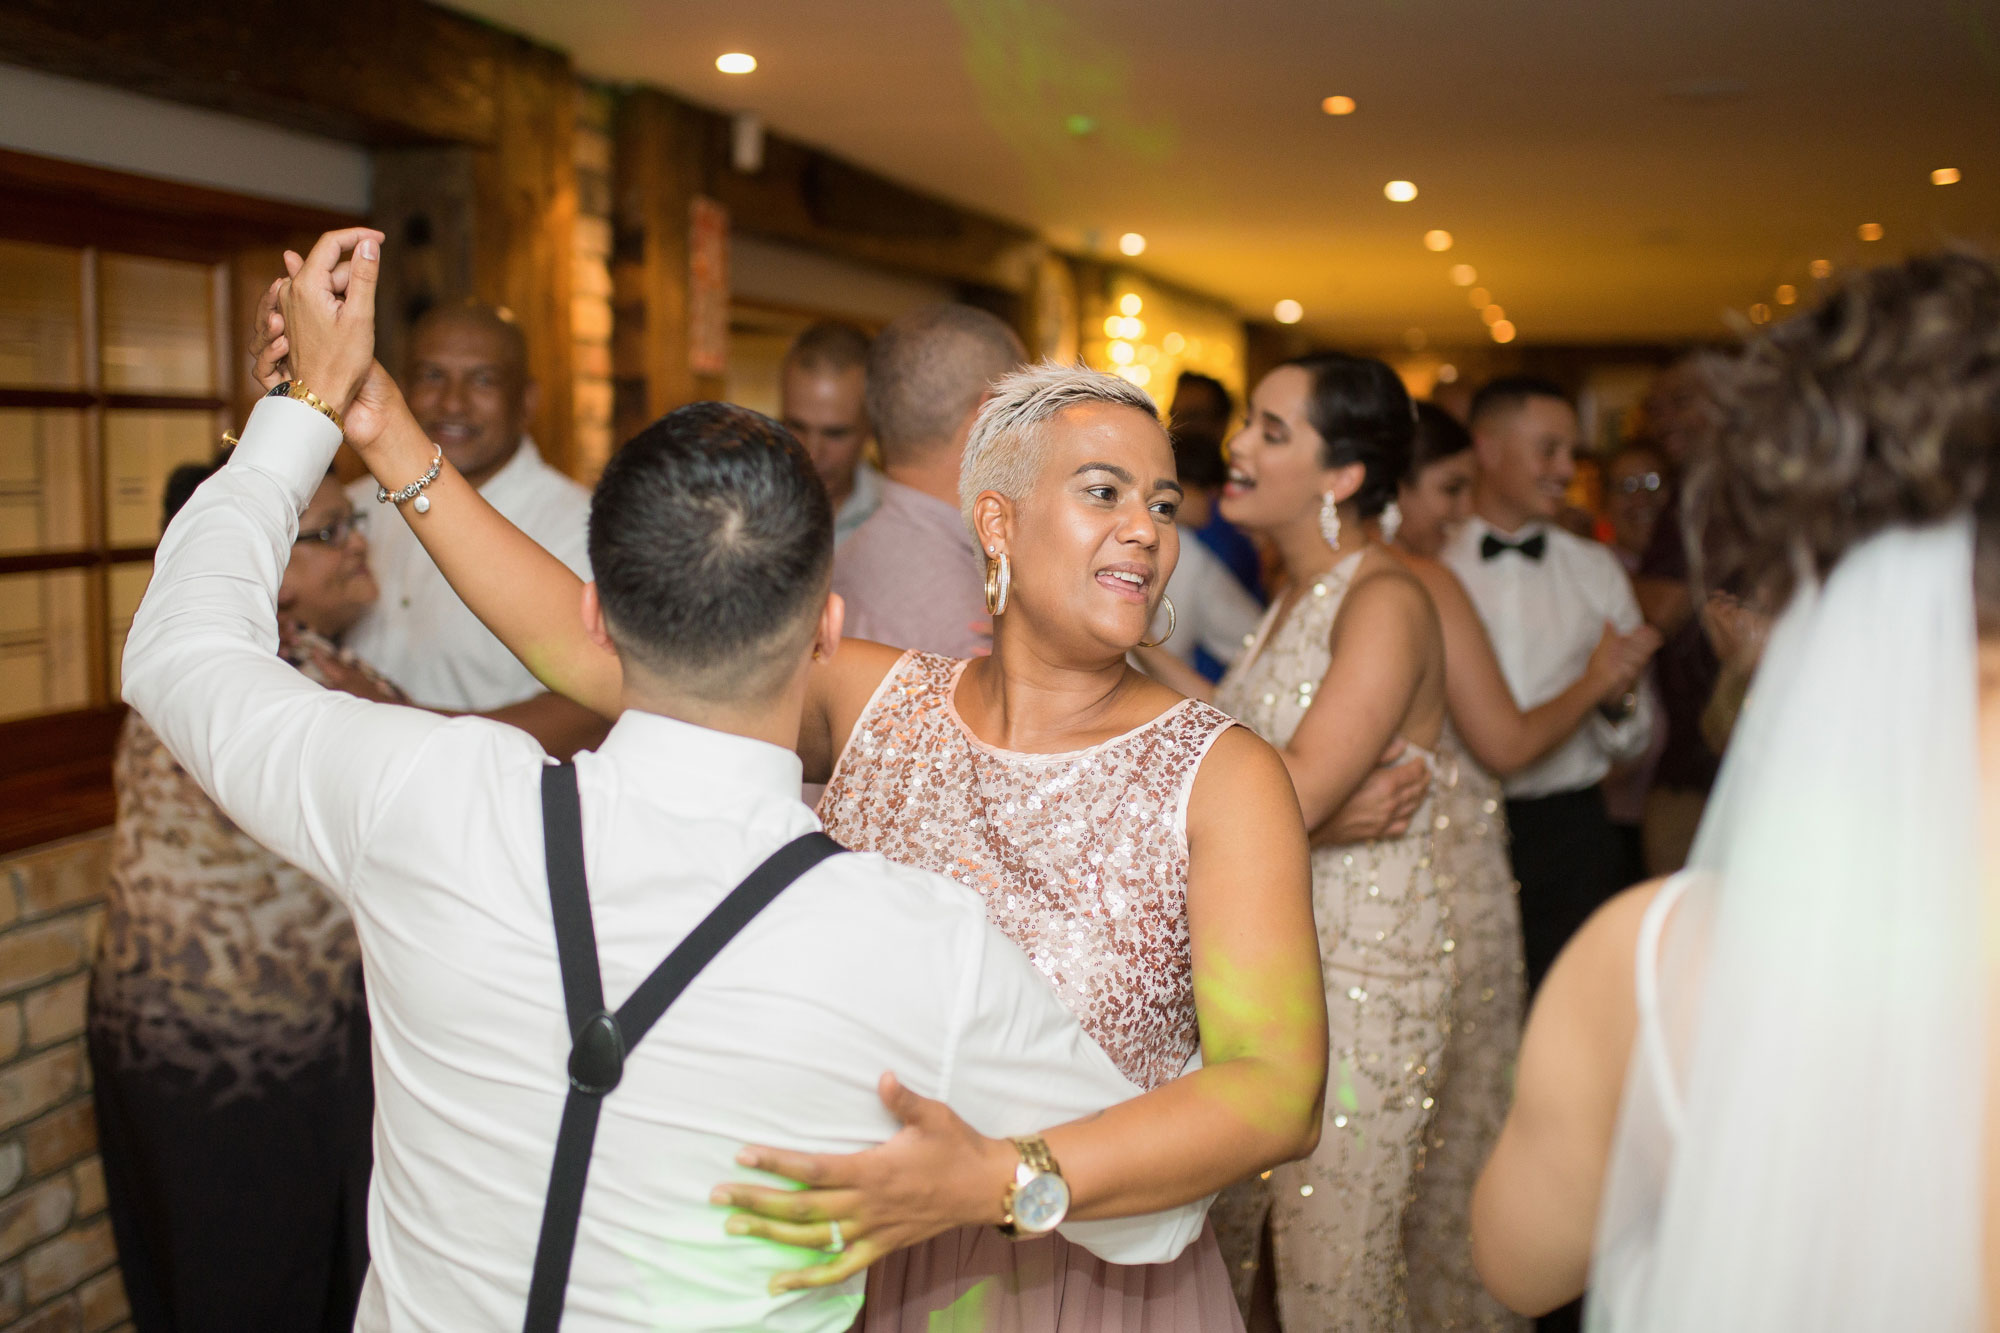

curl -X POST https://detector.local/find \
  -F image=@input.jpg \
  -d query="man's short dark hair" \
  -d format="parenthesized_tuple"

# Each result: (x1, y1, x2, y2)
(865, 304, 1024, 465)
(784, 321, 871, 375)
(1172, 372, 1233, 419)
(1469, 375, 1571, 433)
(588, 403, 833, 700)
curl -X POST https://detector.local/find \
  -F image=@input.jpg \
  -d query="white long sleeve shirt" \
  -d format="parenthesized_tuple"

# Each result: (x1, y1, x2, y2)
(344, 437, 592, 711)
(124, 396, 1204, 1333)
(1442, 515, 1657, 800)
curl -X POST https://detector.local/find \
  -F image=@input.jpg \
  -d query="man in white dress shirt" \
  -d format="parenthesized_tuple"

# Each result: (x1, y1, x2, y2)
(128, 233, 1199, 1332)
(779, 320, 882, 544)
(343, 302, 605, 755)
(1443, 376, 1660, 994)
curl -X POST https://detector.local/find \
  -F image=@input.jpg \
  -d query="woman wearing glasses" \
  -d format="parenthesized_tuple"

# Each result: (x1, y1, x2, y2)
(88, 463, 402, 1333)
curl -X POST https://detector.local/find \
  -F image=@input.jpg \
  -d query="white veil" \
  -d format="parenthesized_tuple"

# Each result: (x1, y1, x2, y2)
(1587, 515, 1985, 1331)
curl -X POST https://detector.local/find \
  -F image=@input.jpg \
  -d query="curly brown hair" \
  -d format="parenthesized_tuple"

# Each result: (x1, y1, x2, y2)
(1685, 250, 2000, 624)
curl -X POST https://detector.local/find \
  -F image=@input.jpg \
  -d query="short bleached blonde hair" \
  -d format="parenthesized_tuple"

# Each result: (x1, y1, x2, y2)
(958, 361, 1161, 531)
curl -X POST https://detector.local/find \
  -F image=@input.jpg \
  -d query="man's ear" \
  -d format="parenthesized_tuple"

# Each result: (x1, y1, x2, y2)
(813, 592, 846, 662)
(581, 581, 614, 654)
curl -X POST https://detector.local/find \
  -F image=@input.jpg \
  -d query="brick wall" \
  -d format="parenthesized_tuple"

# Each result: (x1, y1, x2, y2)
(571, 81, 617, 482)
(0, 832, 127, 1333)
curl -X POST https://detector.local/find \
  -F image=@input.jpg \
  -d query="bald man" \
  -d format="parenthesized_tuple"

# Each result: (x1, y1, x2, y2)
(831, 303, 1025, 657)
(344, 304, 604, 754)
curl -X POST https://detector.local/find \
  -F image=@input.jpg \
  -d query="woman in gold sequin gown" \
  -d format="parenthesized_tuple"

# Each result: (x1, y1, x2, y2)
(1143, 355, 1454, 1331)
(1385, 407, 1658, 1333)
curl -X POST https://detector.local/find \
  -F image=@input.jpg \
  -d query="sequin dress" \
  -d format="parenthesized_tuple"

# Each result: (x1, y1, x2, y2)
(1208, 551, 1455, 1333)
(1403, 726, 1530, 1333)
(819, 651, 1247, 1331)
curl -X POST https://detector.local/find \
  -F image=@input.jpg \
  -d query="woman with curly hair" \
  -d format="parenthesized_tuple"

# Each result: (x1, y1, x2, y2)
(1471, 249, 2000, 1331)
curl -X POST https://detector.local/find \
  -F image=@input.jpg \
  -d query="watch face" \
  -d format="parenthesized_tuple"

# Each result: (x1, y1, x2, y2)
(1012, 1172, 1070, 1234)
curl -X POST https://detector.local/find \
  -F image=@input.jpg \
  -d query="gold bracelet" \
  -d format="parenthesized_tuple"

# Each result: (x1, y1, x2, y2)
(275, 379, 344, 432)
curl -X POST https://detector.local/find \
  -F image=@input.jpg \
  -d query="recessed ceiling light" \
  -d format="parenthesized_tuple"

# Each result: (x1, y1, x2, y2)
(1749, 303, 1772, 324)
(1162, 332, 1186, 354)
(1125, 365, 1153, 387)
(1449, 264, 1478, 287)
(1322, 95, 1357, 116)
(1489, 320, 1517, 344)
(716, 52, 757, 74)
(1775, 284, 1798, 305)
(1436, 364, 1459, 384)
(1274, 299, 1304, 325)
(1932, 167, 1962, 185)
(1857, 222, 1884, 242)
(1119, 232, 1147, 256)
(1384, 180, 1418, 203)
(1481, 304, 1507, 326)
(1423, 230, 1454, 252)
(1102, 315, 1123, 337)
(1119, 293, 1143, 317)
(1468, 287, 1491, 308)
(1108, 340, 1136, 364)
(1810, 259, 1832, 279)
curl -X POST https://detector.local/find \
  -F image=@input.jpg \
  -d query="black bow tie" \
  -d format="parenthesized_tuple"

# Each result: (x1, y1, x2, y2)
(1481, 531, 1547, 561)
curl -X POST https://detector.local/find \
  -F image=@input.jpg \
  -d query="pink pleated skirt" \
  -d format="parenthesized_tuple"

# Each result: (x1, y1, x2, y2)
(860, 1220, 1244, 1332)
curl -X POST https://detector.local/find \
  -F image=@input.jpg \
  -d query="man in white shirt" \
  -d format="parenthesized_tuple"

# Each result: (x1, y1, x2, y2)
(343, 302, 605, 754)
(129, 234, 1200, 1332)
(1443, 376, 1660, 994)
(779, 320, 882, 544)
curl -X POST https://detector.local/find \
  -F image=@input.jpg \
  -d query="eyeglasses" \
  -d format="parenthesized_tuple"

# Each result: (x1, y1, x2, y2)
(1614, 471, 1664, 496)
(296, 509, 368, 546)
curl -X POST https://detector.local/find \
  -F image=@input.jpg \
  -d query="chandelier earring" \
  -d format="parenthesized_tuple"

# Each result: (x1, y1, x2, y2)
(1378, 500, 1403, 545)
(984, 551, 1011, 617)
(1138, 595, 1176, 649)
(1319, 491, 1343, 549)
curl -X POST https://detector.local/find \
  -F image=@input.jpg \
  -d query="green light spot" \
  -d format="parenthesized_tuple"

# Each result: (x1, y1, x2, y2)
(1335, 1058, 1360, 1112)
(1064, 113, 1097, 137)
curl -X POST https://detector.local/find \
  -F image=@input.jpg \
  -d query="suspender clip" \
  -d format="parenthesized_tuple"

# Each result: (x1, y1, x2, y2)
(567, 1011, 625, 1096)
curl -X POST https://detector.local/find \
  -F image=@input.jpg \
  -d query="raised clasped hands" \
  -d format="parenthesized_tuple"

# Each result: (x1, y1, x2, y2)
(272, 228, 382, 420)
(709, 1072, 1015, 1295)
(253, 236, 411, 456)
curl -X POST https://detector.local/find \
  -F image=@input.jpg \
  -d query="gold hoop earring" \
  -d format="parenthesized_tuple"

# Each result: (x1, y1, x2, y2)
(984, 552, 1011, 616)
(1138, 594, 1176, 648)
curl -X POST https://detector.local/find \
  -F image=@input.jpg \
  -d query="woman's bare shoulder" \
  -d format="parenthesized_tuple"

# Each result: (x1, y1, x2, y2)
(1185, 723, 1300, 836)
(1535, 876, 1678, 1057)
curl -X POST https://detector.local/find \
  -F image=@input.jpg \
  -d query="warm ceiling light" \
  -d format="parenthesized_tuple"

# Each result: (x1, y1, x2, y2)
(1423, 230, 1454, 252)
(1482, 304, 1507, 326)
(1489, 320, 1517, 344)
(1125, 364, 1152, 387)
(1102, 315, 1123, 337)
(1384, 180, 1418, 203)
(1118, 293, 1143, 317)
(1119, 232, 1147, 256)
(1749, 303, 1772, 324)
(1932, 167, 1962, 185)
(1857, 222, 1884, 242)
(1322, 95, 1357, 115)
(1162, 331, 1186, 354)
(1810, 259, 1832, 279)
(1436, 364, 1459, 384)
(1468, 287, 1491, 308)
(1449, 263, 1478, 286)
(715, 52, 757, 74)
(1775, 284, 1798, 305)
(1122, 317, 1147, 338)
(1274, 299, 1304, 324)
(1108, 340, 1136, 364)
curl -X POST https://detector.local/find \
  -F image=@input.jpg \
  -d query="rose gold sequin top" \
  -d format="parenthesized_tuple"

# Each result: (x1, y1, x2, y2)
(819, 651, 1238, 1091)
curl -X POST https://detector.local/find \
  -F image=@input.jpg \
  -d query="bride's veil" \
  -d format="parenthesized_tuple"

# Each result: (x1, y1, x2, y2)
(1586, 515, 1984, 1330)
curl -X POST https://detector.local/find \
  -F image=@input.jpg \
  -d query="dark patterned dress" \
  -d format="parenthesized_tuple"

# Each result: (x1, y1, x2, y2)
(87, 631, 396, 1333)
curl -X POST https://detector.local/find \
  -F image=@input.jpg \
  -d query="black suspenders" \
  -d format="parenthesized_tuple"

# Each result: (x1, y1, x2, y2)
(523, 763, 843, 1333)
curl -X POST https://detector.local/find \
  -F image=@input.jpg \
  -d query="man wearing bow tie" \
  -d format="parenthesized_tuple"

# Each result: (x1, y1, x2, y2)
(1444, 377, 1660, 995)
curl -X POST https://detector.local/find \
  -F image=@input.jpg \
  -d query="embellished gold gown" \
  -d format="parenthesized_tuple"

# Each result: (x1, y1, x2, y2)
(1208, 551, 1456, 1332)
(1402, 727, 1531, 1333)
(819, 651, 1246, 1331)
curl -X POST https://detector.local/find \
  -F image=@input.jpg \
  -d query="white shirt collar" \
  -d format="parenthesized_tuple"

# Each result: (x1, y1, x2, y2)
(592, 709, 807, 809)
(478, 436, 544, 500)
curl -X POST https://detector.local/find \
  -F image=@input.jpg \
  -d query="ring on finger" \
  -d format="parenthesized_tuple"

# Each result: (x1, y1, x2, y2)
(827, 1220, 845, 1254)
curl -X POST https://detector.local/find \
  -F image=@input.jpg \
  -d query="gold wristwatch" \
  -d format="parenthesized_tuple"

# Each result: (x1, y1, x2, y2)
(996, 1135, 1070, 1240)
(268, 378, 344, 432)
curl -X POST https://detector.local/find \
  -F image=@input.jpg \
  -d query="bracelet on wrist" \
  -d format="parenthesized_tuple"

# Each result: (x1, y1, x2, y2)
(376, 442, 444, 514)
